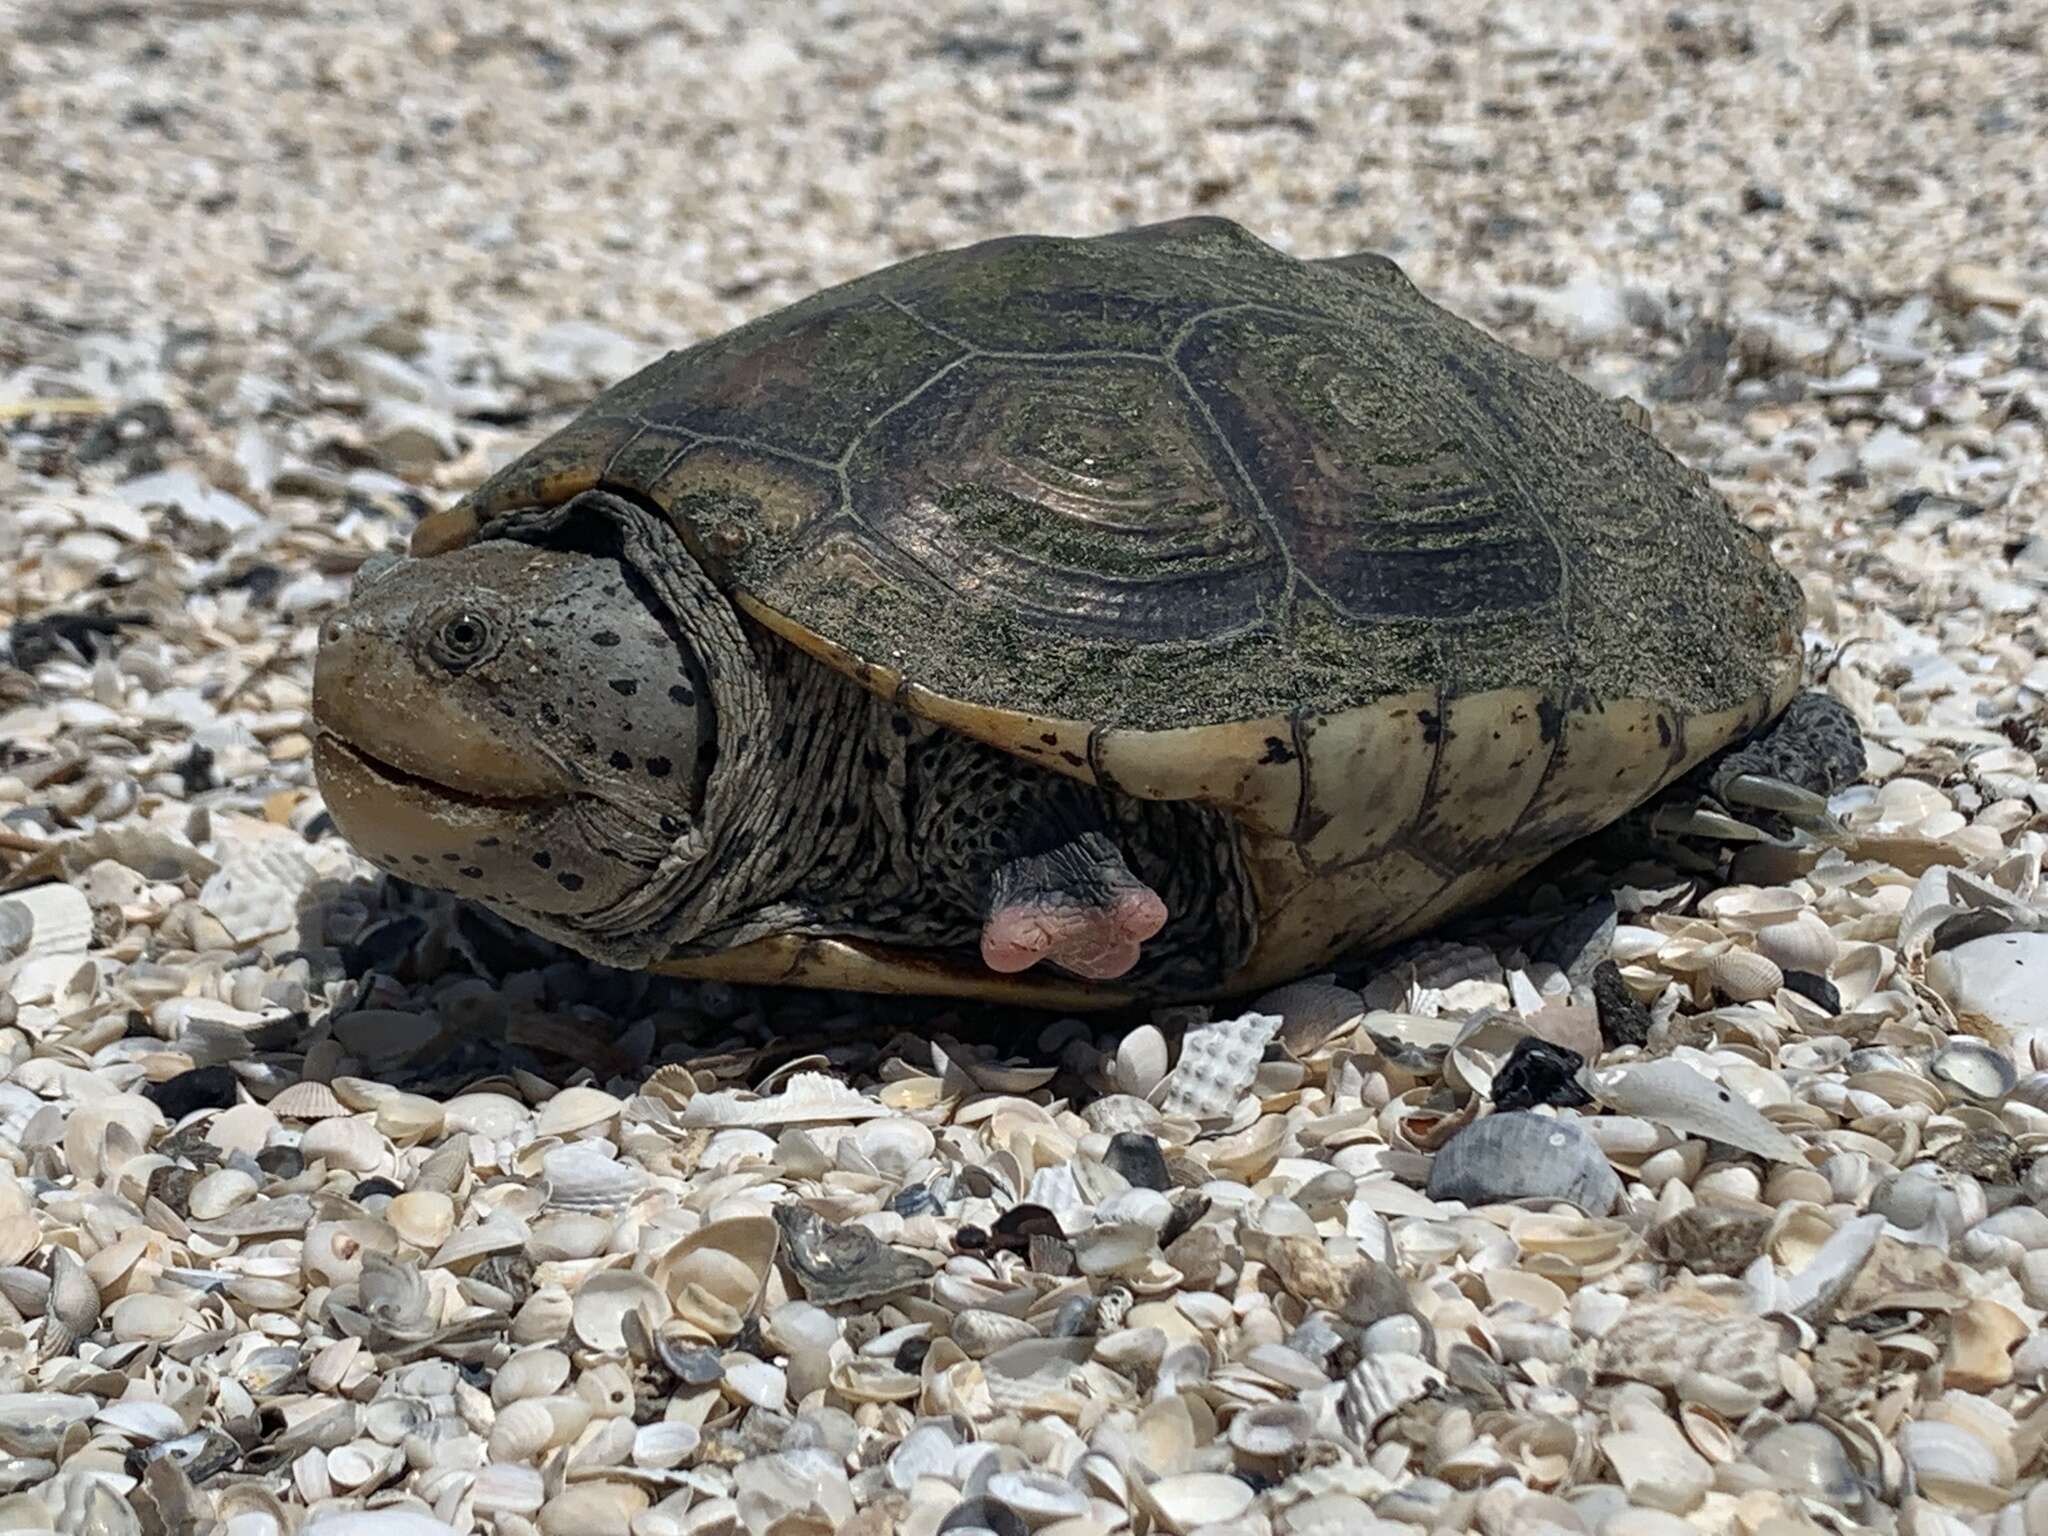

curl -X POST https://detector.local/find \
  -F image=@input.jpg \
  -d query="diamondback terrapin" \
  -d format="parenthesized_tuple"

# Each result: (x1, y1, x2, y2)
(311, 216, 1862, 1008)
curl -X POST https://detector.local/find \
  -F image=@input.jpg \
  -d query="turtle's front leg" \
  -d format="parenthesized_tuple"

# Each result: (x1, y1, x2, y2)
(978, 829, 1168, 980)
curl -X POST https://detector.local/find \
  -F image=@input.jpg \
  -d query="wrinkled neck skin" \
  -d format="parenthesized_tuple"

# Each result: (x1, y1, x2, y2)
(470, 495, 906, 968)
(494, 494, 1248, 989)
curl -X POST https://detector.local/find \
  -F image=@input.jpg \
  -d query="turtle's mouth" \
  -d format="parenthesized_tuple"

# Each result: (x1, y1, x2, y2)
(314, 731, 562, 815)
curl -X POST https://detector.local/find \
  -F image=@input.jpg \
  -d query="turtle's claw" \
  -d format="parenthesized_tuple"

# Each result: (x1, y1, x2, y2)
(1718, 772, 1853, 843)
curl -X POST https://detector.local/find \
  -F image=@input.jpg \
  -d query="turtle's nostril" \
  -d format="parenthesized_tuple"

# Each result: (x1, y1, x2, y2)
(319, 615, 348, 647)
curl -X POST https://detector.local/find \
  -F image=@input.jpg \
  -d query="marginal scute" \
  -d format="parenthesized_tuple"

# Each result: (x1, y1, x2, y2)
(1404, 687, 1556, 866)
(1295, 691, 1438, 870)
(1090, 717, 1303, 837)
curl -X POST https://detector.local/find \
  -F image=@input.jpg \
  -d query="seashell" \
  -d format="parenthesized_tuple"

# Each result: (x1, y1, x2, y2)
(573, 1271, 670, 1354)
(653, 1214, 779, 1340)
(1944, 1298, 2028, 1391)
(0, 882, 92, 962)
(187, 1167, 258, 1220)
(1113, 1024, 1171, 1098)
(385, 1191, 455, 1250)
(1755, 910, 1839, 974)
(1930, 1039, 2017, 1102)
(93, 1400, 186, 1443)
(1900, 1418, 2013, 1512)
(539, 1484, 650, 1535)
(770, 1203, 932, 1309)
(1228, 1401, 1311, 1464)
(42, 1246, 100, 1360)
(107, 1292, 189, 1345)
(1157, 1011, 1281, 1120)
(534, 1085, 625, 1139)
(527, 1211, 616, 1263)
(950, 1308, 1039, 1359)
(845, 1116, 935, 1178)
(826, 1354, 921, 1402)
(986, 1469, 1090, 1526)
(1071, 1219, 1158, 1278)
(1137, 1472, 1255, 1535)
(493, 1347, 572, 1406)
(1426, 1111, 1622, 1216)
(267, 1081, 350, 1121)
(1255, 976, 1365, 1059)
(474, 1462, 546, 1516)
(300, 1116, 387, 1174)
(721, 1354, 787, 1411)
(488, 1398, 557, 1463)
(1705, 948, 1783, 1003)
(631, 1421, 700, 1470)
(1591, 1059, 1804, 1164)
(676, 1071, 889, 1127)
(541, 1144, 646, 1212)
(1342, 1353, 1443, 1437)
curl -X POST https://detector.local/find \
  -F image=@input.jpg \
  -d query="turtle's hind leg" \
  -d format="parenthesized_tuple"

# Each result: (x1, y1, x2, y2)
(1648, 690, 1867, 848)
(979, 829, 1169, 981)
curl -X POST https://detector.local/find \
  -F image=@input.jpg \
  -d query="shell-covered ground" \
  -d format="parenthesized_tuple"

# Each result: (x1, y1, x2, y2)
(4, 2, 2048, 1534)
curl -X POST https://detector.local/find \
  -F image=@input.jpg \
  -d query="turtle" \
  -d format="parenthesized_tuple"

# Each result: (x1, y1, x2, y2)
(311, 215, 1863, 1009)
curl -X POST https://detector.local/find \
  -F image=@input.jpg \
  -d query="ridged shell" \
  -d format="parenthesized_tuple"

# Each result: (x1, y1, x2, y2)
(541, 1145, 647, 1212)
(1426, 1112, 1623, 1216)
(1755, 911, 1839, 974)
(1706, 949, 1784, 1003)
(949, 1308, 1040, 1358)
(267, 1081, 350, 1121)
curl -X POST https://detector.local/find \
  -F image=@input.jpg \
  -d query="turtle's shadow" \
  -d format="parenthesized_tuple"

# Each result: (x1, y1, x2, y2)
(287, 809, 1685, 1100)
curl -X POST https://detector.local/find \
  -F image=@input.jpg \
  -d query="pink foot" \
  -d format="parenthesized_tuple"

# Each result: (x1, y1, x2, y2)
(980, 844, 1168, 980)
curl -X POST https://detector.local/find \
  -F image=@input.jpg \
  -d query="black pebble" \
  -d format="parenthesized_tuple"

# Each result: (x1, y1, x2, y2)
(349, 1176, 402, 1203)
(1104, 1131, 1170, 1191)
(1490, 1036, 1593, 1112)
(143, 1065, 238, 1118)
(1592, 959, 1652, 1049)
(1781, 969, 1841, 1013)
(256, 1144, 305, 1180)
(892, 1335, 930, 1373)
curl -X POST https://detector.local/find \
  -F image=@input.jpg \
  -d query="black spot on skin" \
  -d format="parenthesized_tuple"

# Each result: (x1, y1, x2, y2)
(670, 684, 695, 706)
(608, 750, 632, 770)
(1040, 732, 1059, 745)
(1417, 711, 1443, 746)
(609, 678, 638, 696)
(478, 836, 500, 848)
(1537, 697, 1565, 742)
(593, 631, 621, 647)
(441, 852, 460, 862)
(1060, 750, 1085, 767)
(533, 851, 553, 869)
(647, 756, 672, 777)
(410, 854, 429, 865)
(1260, 736, 1297, 765)
(459, 866, 483, 879)
(889, 715, 912, 736)
(557, 872, 584, 891)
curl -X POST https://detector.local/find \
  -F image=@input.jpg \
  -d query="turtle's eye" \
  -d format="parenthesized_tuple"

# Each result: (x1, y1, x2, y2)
(427, 607, 497, 672)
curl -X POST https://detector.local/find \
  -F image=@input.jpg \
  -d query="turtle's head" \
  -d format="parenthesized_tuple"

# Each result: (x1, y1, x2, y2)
(313, 537, 712, 922)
